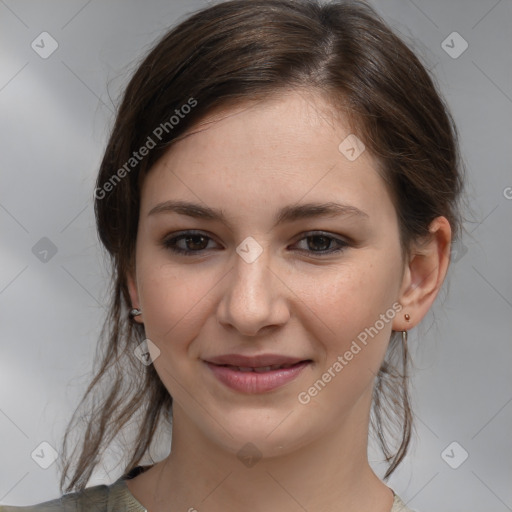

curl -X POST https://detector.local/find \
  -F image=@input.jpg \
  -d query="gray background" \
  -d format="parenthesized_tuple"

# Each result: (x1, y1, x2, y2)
(1, 0, 511, 510)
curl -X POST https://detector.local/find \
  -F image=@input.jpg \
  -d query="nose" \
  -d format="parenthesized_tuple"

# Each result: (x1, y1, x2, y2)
(216, 247, 290, 337)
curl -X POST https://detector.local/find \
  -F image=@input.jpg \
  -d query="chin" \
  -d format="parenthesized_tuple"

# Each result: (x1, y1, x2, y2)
(200, 412, 315, 461)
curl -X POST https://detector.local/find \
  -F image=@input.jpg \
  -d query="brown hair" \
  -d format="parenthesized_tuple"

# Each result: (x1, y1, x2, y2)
(59, 0, 463, 492)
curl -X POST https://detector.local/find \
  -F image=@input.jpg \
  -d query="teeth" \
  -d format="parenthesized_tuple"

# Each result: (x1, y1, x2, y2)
(253, 366, 273, 373)
(226, 363, 298, 372)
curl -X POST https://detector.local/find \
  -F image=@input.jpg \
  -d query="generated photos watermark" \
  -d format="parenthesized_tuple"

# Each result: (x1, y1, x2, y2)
(94, 97, 197, 200)
(297, 302, 403, 405)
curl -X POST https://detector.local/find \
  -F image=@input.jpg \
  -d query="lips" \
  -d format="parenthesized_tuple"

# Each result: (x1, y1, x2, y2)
(203, 354, 312, 393)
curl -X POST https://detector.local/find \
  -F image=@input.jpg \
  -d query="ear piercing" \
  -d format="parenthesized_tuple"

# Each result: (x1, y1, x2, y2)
(130, 308, 142, 318)
(402, 314, 410, 345)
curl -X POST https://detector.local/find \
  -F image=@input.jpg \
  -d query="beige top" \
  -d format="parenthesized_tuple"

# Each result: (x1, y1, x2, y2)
(0, 466, 413, 511)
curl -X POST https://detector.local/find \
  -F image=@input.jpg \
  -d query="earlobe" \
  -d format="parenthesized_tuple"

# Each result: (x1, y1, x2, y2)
(393, 217, 452, 331)
(127, 272, 143, 323)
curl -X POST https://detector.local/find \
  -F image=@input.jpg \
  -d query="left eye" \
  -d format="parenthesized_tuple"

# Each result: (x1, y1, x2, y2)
(292, 233, 348, 255)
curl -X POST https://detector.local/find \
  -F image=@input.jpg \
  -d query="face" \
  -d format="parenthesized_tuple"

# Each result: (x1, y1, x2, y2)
(129, 90, 408, 458)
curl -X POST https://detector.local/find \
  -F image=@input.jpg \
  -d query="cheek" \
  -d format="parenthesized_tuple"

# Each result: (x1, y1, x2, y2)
(135, 252, 221, 351)
(294, 273, 400, 417)
(298, 258, 400, 333)
(136, 261, 215, 395)
(295, 251, 402, 379)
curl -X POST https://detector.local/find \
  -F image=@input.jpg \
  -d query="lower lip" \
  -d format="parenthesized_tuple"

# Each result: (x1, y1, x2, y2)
(205, 361, 310, 393)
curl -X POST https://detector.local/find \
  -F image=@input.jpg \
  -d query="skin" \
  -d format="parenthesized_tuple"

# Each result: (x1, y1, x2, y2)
(126, 89, 451, 512)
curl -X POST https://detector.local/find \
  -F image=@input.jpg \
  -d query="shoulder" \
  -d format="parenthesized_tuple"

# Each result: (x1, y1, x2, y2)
(0, 465, 149, 512)
(0, 478, 146, 512)
(0, 483, 109, 512)
(391, 492, 414, 512)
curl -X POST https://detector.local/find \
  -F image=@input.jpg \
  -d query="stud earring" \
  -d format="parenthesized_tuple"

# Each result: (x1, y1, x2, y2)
(404, 313, 410, 322)
(129, 308, 142, 318)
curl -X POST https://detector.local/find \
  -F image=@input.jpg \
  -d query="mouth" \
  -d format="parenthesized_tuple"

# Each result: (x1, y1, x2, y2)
(203, 355, 312, 393)
(216, 362, 304, 373)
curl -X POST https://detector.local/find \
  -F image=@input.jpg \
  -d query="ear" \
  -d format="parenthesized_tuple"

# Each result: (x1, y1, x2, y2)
(393, 216, 452, 331)
(127, 270, 144, 324)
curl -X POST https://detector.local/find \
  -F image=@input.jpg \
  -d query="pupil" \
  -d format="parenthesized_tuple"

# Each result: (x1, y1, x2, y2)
(187, 235, 207, 250)
(309, 235, 330, 251)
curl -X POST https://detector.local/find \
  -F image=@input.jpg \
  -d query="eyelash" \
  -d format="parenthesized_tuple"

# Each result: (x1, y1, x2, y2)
(161, 230, 349, 257)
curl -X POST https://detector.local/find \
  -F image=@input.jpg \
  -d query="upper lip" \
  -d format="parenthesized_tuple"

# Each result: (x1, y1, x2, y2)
(204, 354, 310, 367)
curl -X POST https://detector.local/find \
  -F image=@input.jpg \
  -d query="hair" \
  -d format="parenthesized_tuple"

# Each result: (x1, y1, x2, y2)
(59, 0, 464, 492)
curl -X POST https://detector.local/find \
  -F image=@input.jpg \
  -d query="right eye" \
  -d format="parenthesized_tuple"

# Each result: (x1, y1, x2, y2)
(162, 230, 222, 256)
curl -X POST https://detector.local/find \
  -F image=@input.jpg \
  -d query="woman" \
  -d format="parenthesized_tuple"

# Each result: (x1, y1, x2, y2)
(1, 0, 463, 510)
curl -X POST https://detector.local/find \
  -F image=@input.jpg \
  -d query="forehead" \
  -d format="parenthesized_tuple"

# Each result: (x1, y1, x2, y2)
(171, 90, 352, 163)
(140, 90, 396, 225)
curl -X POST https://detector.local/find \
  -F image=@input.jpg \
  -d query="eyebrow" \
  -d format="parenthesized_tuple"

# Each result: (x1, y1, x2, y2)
(148, 200, 369, 229)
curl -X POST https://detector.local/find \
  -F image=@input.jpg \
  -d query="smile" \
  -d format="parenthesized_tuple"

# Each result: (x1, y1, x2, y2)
(204, 360, 311, 393)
